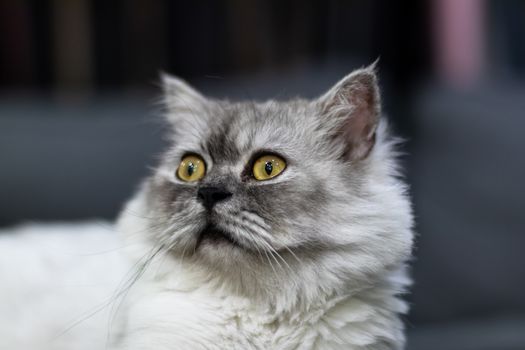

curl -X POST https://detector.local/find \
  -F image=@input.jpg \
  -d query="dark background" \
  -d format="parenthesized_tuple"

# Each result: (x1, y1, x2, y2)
(1, 1, 524, 349)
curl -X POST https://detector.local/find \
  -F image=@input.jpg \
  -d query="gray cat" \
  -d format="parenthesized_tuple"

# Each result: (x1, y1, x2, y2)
(112, 64, 414, 349)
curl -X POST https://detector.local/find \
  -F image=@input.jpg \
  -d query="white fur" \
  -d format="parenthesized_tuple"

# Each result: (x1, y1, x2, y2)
(0, 222, 127, 350)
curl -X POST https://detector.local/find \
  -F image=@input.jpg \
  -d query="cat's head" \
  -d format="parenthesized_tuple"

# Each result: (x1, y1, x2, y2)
(120, 65, 413, 301)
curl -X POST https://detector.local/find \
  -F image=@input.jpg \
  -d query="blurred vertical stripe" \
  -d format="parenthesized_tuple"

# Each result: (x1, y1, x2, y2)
(52, 0, 93, 92)
(0, 1, 34, 87)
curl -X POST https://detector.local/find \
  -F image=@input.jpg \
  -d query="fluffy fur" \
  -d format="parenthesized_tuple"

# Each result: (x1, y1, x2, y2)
(0, 66, 413, 350)
(0, 222, 127, 350)
(111, 65, 414, 349)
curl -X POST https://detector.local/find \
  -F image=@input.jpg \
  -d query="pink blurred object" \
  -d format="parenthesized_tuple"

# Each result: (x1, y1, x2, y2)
(433, 0, 485, 87)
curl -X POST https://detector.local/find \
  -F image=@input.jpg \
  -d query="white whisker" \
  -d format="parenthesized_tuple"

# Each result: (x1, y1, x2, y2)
(240, 210, 271, 230)
(282, 245, 303, 265)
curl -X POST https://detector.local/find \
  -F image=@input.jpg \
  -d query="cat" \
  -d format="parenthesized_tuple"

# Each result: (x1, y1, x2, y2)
(109, 64, 414, 350)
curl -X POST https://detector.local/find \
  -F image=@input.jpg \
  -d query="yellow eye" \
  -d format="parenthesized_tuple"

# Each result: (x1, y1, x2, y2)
(177, 155, 206, 182)
(252, 154, 286, 181)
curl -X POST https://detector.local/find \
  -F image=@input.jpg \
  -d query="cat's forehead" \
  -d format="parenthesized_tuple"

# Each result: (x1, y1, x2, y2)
(179, 99, 314, 163)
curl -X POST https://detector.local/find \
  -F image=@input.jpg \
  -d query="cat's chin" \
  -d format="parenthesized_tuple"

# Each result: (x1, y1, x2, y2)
(191, 224, 252, 263)
(194, 240, 252, 269)
(195, 224, 242, 249)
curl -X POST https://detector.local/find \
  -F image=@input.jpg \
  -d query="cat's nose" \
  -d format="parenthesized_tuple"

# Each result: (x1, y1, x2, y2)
(197, 186, 232, 210)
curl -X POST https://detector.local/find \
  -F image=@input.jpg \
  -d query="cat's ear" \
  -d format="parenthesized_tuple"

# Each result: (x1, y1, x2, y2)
(161, 73, 207, 125)
(317, 63, 381, 161)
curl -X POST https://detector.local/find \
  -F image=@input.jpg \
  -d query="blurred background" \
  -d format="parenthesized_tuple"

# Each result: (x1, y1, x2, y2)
(1, 1, 524, 349)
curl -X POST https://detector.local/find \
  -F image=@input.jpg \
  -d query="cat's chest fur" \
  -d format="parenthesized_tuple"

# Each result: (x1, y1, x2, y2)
(113, 265, 407, 350)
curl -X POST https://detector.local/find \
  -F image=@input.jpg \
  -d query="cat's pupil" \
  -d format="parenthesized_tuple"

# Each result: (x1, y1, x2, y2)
(265, 161, 273, 175)
(187, 163, 195, 176)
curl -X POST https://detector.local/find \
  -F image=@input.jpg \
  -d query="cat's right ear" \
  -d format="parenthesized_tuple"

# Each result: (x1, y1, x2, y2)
(161, 73, 207, 125)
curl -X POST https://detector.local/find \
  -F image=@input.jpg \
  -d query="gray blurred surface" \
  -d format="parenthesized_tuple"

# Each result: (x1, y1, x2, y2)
(411, 83, 525, 323)
(407, 316, 525, 350)
(0, 95, 166, 225)
(1, 74, 524, 349)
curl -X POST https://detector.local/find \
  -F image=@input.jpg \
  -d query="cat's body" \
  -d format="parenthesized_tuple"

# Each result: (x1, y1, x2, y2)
(110, 65, 414, 349)
(0, 66, 413, 350)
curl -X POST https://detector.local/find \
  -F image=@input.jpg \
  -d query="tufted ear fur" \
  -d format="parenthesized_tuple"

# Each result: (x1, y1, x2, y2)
(161, 73, 208, 126)
(317, 63, 381, 161)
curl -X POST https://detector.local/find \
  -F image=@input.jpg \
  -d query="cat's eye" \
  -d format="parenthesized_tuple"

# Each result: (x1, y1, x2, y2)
(177, 155, 206, 182)
(252, 154, 286, 181)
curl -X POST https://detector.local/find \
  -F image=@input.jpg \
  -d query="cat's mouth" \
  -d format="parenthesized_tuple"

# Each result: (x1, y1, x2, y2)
(195, 223, 242, 250)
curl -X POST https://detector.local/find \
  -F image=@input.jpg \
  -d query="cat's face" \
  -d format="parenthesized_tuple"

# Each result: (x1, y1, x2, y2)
(150, 99, 337, 262)
(135, 67, 412, 286)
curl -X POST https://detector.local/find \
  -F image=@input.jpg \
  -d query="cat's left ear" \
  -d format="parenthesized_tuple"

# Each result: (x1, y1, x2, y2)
(317, 63, 381, 161)
(161, 73, 207, 125)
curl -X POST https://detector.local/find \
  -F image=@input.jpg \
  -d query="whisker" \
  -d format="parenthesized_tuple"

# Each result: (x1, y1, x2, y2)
(239, 210, 271, 230)
(257, 238, 293, 274)
(55, 240, 167, 344)
(262, 246, 279, 279)
(106, 242, 167, 345)
(225, 214, 272, 243)
(224, 214, 295, 276)
(282, 245, 303, 265)
(121, 208, 173, 221)
(151, 220, 198, 278)
(223, 216, 279, 278)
